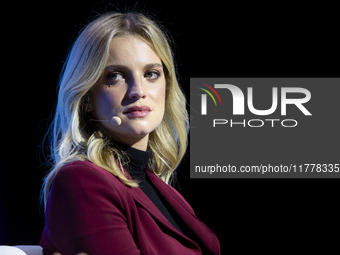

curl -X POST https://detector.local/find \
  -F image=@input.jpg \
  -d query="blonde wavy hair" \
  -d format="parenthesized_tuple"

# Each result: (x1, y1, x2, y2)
(41, 11, 189, 209)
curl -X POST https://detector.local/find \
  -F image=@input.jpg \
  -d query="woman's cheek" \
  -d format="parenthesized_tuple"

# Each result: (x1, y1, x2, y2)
(95, 88, 120, 119)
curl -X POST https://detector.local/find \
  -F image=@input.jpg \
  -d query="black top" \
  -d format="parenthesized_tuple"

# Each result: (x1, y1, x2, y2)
(120, 145, 184, 235)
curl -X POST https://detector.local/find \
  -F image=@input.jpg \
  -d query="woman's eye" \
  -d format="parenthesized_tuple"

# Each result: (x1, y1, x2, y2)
(107, 72, 123, 81)
(144, 71, 160, 80)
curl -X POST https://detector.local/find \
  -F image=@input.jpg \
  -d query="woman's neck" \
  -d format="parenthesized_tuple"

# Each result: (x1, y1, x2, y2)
(109, 134, 149, 151)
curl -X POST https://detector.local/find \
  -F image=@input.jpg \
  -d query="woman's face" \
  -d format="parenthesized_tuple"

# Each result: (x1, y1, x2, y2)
(90, 35, 166, 151)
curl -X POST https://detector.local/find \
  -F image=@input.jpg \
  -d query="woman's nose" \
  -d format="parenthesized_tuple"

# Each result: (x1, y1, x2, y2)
(127, 76, 146, 99)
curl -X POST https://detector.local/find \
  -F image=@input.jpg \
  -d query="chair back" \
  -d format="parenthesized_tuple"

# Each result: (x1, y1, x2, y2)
(15, 245, 43, 255)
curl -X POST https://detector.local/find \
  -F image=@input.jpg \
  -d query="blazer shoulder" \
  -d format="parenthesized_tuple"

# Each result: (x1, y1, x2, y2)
(44, 161, 140, 254)
(54, 160, 127, 191)
(49, 160, 131, 213)
(58, 160, 117, 179)
(59, 160, 109, 173)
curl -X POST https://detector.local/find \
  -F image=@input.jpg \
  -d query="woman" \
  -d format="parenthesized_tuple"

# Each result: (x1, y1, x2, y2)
(40, 11, 220, 255)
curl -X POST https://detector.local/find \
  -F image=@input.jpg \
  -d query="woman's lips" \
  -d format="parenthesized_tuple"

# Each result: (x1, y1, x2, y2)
(124, 105, 151, 117)
(126, 111, 150, 117)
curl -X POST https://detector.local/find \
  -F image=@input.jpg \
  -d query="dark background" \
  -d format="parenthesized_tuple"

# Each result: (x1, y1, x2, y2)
(1, 0, 339, 253)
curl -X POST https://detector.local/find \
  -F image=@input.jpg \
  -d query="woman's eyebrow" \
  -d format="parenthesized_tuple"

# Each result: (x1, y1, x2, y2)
(104, 63, 163, 72)
(104, 65, 130, 72)
(144, 63, 163, 69)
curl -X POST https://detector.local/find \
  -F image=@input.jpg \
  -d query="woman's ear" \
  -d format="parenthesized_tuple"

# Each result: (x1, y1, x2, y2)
(84, 92, 94, 113)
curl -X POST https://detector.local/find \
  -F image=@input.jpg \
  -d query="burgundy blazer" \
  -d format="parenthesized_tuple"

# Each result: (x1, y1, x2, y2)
(40, 161, 220, 255)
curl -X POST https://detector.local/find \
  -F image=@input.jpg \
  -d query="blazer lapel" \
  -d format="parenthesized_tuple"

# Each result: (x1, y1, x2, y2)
(128, 183, 174, 227)
(127, 177, 187, 234)
(145, 168, 220, 254)
(113, 164, 184, 237)
(126, 170, 202, 247)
